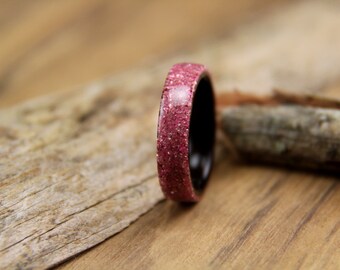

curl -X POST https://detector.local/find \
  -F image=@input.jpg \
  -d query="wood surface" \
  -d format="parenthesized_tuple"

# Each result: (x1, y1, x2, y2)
(0, 81, 164, 269)
(59, 1, 340, 269)
(0, 0, 339, 269)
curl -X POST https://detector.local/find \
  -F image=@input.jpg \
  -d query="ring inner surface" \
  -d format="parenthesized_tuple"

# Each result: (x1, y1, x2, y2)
(189, 75, 215, 192)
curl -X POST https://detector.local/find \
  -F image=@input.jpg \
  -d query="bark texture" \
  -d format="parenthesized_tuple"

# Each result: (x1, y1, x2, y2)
(220, 104, 340, 171)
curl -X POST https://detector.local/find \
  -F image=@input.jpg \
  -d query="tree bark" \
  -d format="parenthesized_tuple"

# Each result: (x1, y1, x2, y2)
(219, 100, 340, 172)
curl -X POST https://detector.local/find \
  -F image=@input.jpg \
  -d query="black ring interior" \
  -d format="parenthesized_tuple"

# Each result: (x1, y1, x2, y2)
(189, 74, 215, 193)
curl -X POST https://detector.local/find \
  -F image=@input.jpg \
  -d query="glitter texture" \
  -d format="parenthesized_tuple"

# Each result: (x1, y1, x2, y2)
(157, 63, 213, 202)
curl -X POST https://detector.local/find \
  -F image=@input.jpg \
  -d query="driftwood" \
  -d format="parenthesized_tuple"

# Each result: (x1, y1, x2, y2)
(219, 92, 340, 171)
(218, 91, 340, 171)
(0, 84, 165, 269)
(1, 1, 340, 269)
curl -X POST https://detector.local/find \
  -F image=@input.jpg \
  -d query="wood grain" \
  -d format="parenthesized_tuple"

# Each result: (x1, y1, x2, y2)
(0, 0, 340, 269)
(0, 78, 165, 269)
(62, 163, 339, 270)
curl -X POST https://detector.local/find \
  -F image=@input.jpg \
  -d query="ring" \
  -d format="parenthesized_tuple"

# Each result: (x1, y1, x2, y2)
(157, 63, 216, 202)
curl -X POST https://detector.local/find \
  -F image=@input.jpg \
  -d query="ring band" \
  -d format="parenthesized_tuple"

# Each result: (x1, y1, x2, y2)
(157, 63, 216, 202)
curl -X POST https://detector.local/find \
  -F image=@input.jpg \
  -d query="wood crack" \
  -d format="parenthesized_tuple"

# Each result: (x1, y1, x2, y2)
(0, 173, 157, 253)
(280, 182, 337, 252)
(210, 200, 277, 266)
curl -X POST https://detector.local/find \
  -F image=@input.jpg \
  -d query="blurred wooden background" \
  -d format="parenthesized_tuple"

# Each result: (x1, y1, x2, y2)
(1, 0, 339, 269)
(0, 0, 289, 108)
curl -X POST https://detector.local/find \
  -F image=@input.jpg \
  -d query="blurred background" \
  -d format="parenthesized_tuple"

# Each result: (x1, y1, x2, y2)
(0, 0, 290, 107)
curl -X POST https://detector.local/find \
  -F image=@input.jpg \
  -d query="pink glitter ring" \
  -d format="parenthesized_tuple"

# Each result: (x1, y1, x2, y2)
(157, 63, 216, 202)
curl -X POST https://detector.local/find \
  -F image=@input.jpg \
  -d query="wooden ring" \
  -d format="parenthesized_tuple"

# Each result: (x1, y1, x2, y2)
(157, 63, 215, 202)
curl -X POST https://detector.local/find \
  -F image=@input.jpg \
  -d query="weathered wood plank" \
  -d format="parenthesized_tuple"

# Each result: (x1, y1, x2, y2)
(0, 81, 165, 269)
